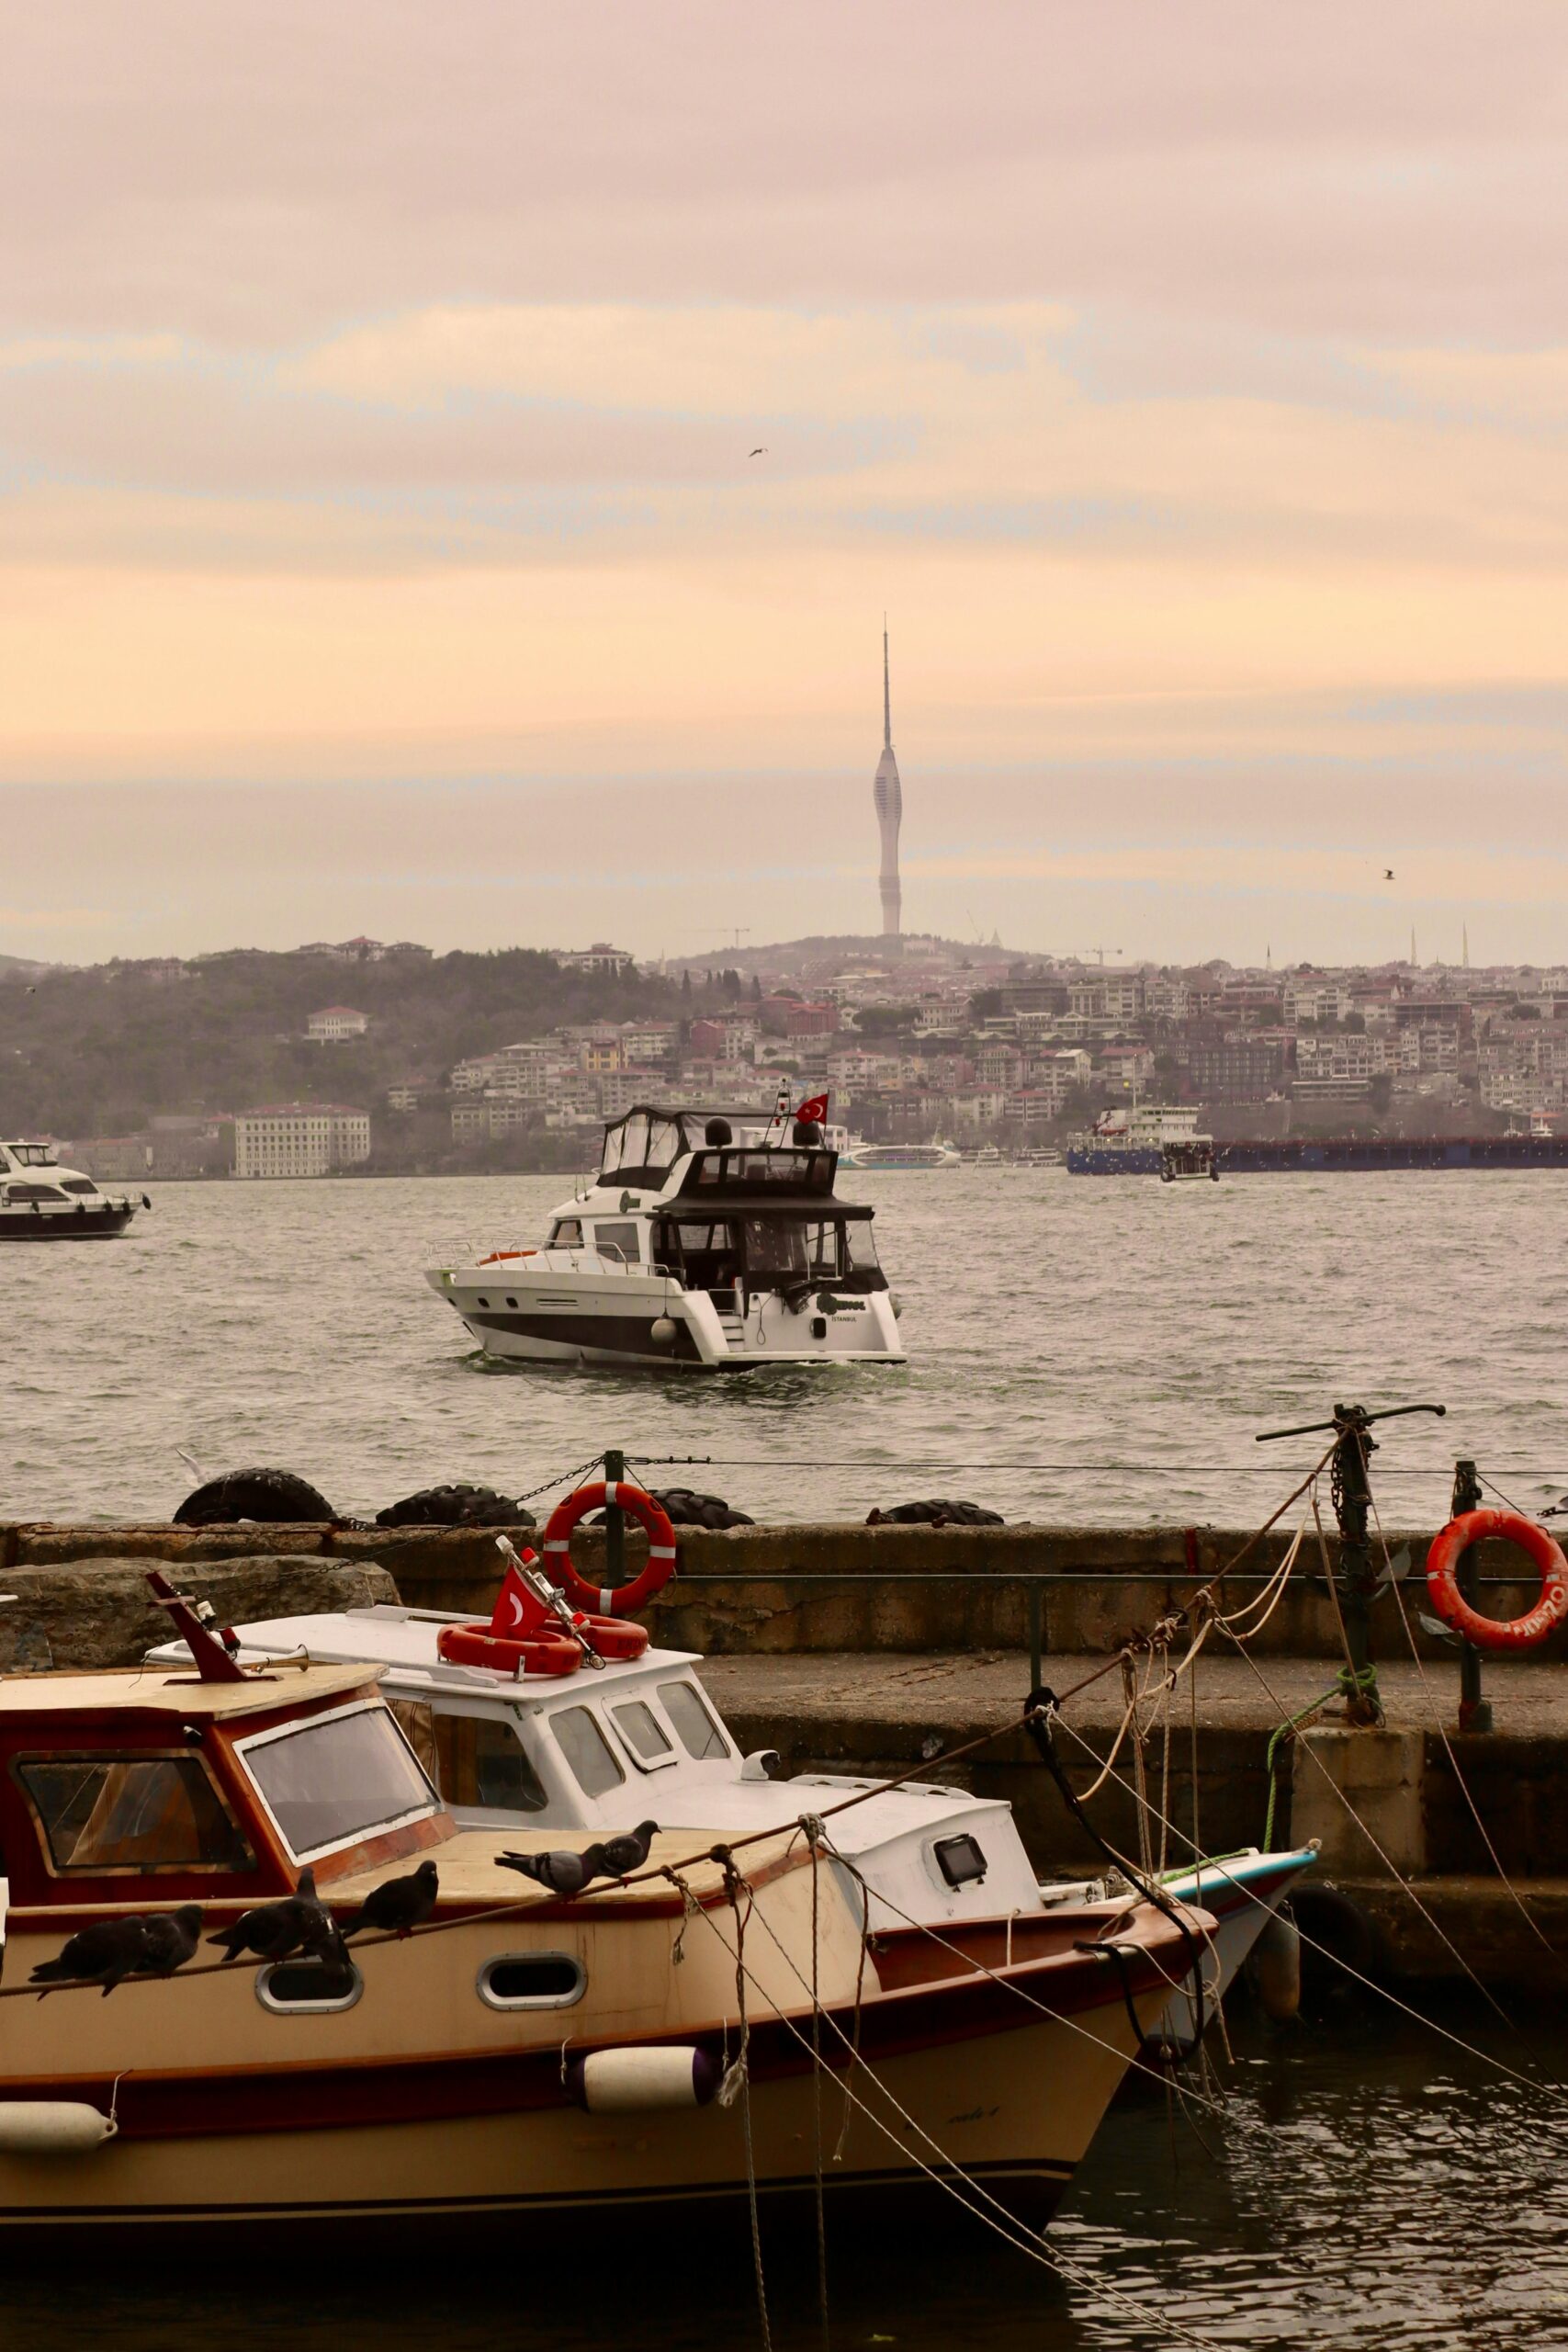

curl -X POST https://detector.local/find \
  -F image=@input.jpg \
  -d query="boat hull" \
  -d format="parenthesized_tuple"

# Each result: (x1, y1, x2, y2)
(427, 1269, 906, 1370)
(0, 1204, 137, 1240)
(0, 1867, 1194, 2238)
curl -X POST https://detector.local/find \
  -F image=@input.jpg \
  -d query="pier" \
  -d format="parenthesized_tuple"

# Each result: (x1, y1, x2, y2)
(5, 1512, 1562, 1989)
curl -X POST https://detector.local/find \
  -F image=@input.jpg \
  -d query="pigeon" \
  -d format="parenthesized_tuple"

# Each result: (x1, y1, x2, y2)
(207, 1867, 336, 1964)
(335, 1860, 438, 1940)
(497, 1846, 598, 1896)
(497, 1823, 659, 1895)
(595, 1820, 660, 1879)
(136, 1905, 204, 1975)
(31, 1917, 155, 1998)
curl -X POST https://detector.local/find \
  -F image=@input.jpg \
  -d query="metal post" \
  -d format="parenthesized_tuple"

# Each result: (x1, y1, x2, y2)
(1027, 1581, 1043, 1695)
(1451, 1458, 1493, 1733)
(603, 1447, 626, 1596)
(1329, 1403, 1383, 1725)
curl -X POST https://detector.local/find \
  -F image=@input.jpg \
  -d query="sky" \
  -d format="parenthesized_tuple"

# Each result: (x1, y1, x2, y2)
(2, 2, 1565, 968)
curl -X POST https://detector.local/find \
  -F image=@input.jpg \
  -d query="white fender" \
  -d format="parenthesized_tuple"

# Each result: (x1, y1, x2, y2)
(569, 2047, 716, 2114)
(0, 2103, 118, 2155)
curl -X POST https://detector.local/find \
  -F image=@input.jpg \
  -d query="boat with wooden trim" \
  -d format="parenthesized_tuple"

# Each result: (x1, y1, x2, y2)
(0, 1566, 1219, 2242)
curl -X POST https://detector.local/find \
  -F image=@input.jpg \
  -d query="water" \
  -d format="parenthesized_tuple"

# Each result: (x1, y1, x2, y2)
(7, 2000, 1568, 2349)
(4, 1169, 1566, 1528)
(6, 1171, 1568, 2346)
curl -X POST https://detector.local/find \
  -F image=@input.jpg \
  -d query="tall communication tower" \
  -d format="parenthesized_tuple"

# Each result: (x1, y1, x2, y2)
(873, 621, 903, 941)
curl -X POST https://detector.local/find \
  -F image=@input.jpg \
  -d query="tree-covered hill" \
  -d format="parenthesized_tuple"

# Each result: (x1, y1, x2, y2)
(0, 950, 677, 1138)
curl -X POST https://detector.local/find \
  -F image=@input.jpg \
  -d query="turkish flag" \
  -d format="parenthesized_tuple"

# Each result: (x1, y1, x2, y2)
(487, 1553, 551, 1639)
(795, 1093, 829, 1125)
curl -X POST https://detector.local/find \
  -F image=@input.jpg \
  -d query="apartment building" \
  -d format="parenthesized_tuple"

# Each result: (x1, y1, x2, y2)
(232, 1103, 371, 1177)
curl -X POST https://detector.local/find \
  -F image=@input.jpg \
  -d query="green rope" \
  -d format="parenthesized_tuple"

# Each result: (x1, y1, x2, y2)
(1262, 1674, 1367, 1850)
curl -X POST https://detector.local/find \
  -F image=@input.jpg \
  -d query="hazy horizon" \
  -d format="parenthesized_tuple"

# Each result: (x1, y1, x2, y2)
(5, 3, 1564, 966)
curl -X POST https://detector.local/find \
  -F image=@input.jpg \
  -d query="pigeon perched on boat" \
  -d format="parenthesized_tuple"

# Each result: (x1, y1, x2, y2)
(31, 1917, 155, 1998)
(136, 1905, 204, 1975)
(497, 1846, 598, 1896)
(335, 1860, 439, 1940)
(207, 1867, 335, 1964)
(595, 1821, 660, 1879)
(497, 1823, 660, 1895)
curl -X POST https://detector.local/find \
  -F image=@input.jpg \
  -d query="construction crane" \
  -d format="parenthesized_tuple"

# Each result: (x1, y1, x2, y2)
(706, 928, 751, 951)
(1075, 945, 1122, 967)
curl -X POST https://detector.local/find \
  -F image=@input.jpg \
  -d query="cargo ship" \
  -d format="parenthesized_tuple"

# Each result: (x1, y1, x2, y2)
(1215, 1133, 1568, 1172)
(1066, 1105, 1210, 1175)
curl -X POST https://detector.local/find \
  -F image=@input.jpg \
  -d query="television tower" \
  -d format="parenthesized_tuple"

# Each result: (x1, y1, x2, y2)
(873, 620, 902, 942)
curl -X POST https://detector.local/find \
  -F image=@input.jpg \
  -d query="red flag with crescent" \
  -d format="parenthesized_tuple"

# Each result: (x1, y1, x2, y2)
(487, 1551, 550, 1639)
(795, 1093, 829, 1125)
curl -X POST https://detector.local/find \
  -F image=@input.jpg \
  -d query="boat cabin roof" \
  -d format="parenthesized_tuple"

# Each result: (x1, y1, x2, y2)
(151, 1606, 697, 1692)
(0, 1659, 376, 1719)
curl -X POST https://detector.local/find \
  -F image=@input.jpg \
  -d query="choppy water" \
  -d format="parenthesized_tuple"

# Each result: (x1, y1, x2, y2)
(8, 1998, 1568, 2350)
(6, 1172, 1568, 2346)
(3, 1168, 1565, 1528)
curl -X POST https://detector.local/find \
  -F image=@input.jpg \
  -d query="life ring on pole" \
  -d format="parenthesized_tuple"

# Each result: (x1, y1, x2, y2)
(542, 1480, 678, 1618)
(1425, 1508, 1568, 1654)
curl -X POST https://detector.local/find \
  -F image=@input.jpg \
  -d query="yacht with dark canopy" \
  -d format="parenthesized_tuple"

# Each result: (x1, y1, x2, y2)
(426, 1102, 906, 1368)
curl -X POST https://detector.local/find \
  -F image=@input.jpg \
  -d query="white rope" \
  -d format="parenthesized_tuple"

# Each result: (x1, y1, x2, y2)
(683, 1895, 1232, 2352)
(1047, 1712, 1567, 2109)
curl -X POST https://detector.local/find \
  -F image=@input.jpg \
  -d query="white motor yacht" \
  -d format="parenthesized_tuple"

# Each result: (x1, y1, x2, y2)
(0, 1140, 147, 1241)
(426, 1102, 907, 1369)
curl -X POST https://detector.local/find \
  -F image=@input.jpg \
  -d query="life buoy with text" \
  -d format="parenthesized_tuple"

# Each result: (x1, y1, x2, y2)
(1425, 1508, 1568, 1654)
(541, 1480, 678, 1617)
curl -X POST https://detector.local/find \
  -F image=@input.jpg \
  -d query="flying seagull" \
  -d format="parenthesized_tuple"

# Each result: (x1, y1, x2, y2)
(749, 447, 767, 457)
(1383, 869, 1395, 881)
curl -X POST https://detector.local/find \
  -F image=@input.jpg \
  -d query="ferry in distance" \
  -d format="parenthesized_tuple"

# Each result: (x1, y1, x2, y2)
(839, 1139, 962, 1170)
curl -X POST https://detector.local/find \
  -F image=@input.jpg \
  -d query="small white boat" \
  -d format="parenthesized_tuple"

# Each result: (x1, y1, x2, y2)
(0, 1140, 147, 1240)
(1159, 1135, 1219, 1183)
(427, 1102, 906, 1369)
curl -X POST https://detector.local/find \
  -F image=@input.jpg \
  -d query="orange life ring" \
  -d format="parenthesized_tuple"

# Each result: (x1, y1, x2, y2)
(436, 1624, 582, 1676)
(1425, 1508, 1568, 1653)
(541, 1479, 678, 1618)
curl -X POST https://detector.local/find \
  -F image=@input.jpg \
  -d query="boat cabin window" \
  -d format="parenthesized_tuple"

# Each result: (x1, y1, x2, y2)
(600, 1114, 681, 1181)
(740, 1216, 807, 1283)
(610, 1700, 675, 1770)
(256, 1956, 364, 2014)
(6, 1182, 66, 1203)
(16, 1752, 254, 1875)
(592, 1221, 640, 1264)
(658, 1218, 739, 1291)
(388, 1701, 547, 1815)
(658, 1681, 731, 1761)
(62, 1179, 100, 1196)
(237, 1702, 438, 1860)
(805, 1221, 842, 1279)
(549, 1218, 583, 1247)
(9, 1145, 54, 1167)
(552, 1706, 626, 1799)
(846, 1224, 883, 1278)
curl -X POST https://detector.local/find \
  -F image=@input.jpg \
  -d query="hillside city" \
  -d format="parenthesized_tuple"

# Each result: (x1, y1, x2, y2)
(3, 929, 1567, 1179)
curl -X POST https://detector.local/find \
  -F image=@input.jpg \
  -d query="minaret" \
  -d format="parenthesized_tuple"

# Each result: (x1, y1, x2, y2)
(1463, 923, 1470, 969)
(873, 621, 903, 942)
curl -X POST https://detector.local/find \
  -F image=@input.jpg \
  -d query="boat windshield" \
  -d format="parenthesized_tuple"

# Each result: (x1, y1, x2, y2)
(239, 1702, 438, 1860)
(601, 1114, 683, 1180)
(6, 1145, 56, 1167)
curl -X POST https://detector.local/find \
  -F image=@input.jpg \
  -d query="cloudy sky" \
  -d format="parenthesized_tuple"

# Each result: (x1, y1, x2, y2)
(3, 2, 1564, 966)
